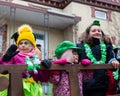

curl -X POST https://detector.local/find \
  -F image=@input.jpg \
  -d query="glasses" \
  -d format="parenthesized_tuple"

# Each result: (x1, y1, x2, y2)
(19, 41, 31, 45)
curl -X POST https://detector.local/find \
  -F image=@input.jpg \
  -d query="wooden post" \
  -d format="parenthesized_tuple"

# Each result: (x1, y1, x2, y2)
(66, 65, 82, 96)
(0, 65, 27, 96)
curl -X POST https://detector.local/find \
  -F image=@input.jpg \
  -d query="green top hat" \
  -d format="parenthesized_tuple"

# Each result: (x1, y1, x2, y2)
(92, 20, 100, 26)
(55, 41, 82, 59)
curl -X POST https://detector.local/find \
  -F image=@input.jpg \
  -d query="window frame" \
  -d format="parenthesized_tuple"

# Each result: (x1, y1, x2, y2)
(91, 6, 112, 21)
(95, 10, 107, 20)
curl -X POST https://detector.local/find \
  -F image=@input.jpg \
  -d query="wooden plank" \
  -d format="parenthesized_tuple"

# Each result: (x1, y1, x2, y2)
(0, 65, 27, 96)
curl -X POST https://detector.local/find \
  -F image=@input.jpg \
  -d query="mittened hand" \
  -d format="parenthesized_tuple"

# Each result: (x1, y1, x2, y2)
(81, 59, 92, 65)
(2, 44, 19, 61)
(34, 64, 40, 69)
(52, 58, 69, 64)
(41, 59, 52, 68)
(26, 57, 34, 71)
(27, 65, 34, 71)
(32, 55, 41, 69)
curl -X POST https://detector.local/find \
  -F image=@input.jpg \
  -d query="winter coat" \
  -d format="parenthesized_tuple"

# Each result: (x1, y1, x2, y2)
(77, 42, 115, 96)
(0, 53, 48, 82)
(49, 58, 83, 96)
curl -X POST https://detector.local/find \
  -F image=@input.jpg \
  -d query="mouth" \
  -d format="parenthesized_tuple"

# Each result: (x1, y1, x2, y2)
(93, 34, 102, 38)
(20, 49, 27, 52)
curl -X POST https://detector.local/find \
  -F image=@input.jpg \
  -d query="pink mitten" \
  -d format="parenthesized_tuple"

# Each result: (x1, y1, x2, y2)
(81, 59, 91, 65)
(52, 58, 70, 64)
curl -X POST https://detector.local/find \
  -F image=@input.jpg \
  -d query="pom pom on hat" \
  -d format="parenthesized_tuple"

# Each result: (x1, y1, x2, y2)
(16, 24, 36, 47)
(92, 20, 100, 26)
(18, 24, 33, 34)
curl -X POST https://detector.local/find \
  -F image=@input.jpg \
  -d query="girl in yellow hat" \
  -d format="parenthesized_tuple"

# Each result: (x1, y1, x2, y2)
(0, 24, 44, 96)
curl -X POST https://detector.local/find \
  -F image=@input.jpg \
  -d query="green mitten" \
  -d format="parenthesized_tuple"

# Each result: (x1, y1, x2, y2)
(26, 56, 34, 71)
(33, 55, 41, 69)
(34, 64, 40, 69)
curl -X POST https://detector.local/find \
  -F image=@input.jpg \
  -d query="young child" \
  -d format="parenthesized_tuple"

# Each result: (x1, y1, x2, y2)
(0, 24, 44, 96)
(11, 31, 42, 60)
(49, 41, 82, 96)
(10, 28, 52, 96)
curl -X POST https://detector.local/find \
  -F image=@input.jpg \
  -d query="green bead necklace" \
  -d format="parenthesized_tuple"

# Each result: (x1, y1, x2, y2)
(84, 40, 107, 64)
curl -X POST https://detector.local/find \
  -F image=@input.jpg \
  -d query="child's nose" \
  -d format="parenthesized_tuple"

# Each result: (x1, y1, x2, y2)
(21, 44, 26, 46)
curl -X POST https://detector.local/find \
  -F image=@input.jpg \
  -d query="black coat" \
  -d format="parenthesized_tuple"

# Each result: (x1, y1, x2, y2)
(77, 42, 114, 63)
(77, 42, 115, 96)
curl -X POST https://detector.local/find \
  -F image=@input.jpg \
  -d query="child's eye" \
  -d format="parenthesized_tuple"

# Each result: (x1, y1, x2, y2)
(72, 51, 78, 55)
(19, 41, 31, 45)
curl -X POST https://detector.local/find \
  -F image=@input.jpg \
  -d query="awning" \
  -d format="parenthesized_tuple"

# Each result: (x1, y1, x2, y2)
(0, 1, 81, 30)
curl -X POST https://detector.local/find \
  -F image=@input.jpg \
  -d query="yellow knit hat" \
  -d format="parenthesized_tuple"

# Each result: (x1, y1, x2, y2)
(16, 24, 36, 47)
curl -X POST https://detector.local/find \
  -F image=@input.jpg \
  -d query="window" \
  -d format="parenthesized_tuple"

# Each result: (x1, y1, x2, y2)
(95, 10, 107, 20)
(33, 29, 48, 59)
(91, 7, 112, 21)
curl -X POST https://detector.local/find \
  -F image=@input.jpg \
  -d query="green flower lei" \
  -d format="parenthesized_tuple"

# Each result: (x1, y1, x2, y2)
(84, 40, 107, 64)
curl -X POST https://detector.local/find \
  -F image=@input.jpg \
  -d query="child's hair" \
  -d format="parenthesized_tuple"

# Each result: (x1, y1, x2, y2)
(16, 24, 36, 47)
(79, 20, 112, 45)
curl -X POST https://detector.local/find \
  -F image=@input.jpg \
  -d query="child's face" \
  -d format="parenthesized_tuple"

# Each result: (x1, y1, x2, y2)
(18, 40, 34, 53)
(72, 50, 79, 64)
(89, 25, 102, 39)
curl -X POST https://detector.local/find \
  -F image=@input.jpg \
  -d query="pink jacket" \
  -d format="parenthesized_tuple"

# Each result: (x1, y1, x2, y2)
(0, 53, 49, 82)
(50, 58, 83, 96)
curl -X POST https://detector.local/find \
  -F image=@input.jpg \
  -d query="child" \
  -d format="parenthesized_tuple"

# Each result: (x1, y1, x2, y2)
(11, 31, 42, 60)
(10, 28, 52, 96)
(0, 24, 44, 96)
(49, 41, 82, 96)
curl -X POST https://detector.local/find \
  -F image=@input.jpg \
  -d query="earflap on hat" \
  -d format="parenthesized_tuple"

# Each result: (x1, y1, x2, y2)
(92, 20, 100, 26)
(16, 24, 36, 47)
(11, 32, 19, 43)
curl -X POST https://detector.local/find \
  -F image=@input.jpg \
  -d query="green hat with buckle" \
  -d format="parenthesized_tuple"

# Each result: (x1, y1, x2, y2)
(55, 41, 82, 59)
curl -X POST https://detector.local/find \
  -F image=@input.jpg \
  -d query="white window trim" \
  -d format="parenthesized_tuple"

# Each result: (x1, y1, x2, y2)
(95, 10, 107, 20)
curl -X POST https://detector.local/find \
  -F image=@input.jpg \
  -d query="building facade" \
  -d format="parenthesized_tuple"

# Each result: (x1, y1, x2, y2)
(0, 0, 120, 59)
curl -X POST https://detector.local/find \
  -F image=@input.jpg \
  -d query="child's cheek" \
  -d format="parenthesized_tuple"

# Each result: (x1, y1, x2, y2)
(74, 55, 79, 63)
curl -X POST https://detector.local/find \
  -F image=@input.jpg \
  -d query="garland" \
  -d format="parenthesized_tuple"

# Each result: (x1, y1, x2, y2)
(84, 41, 107, 64)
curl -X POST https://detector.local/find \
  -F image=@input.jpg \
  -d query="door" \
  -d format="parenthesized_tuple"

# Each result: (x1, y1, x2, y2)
(34, 29, 48, 60)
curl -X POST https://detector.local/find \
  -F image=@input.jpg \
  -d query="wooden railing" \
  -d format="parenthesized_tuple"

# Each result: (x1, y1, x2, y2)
(0, 64, 119, 96)
(0, 65, 27, 96)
